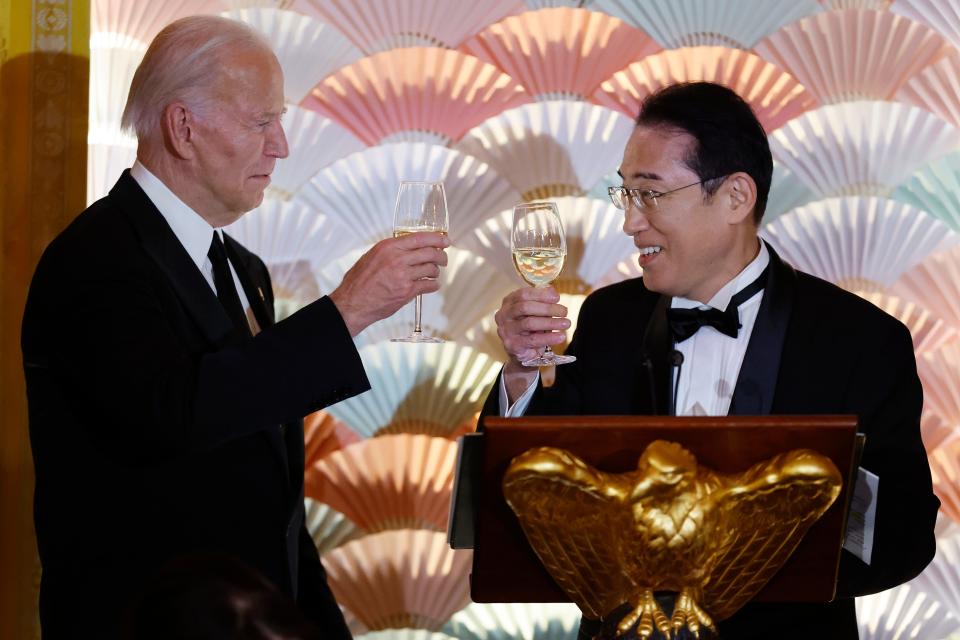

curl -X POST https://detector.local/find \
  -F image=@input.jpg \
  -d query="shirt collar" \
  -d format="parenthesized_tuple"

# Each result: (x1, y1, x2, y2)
(130, 160, 217, 273)
(671, 241, 770, 311)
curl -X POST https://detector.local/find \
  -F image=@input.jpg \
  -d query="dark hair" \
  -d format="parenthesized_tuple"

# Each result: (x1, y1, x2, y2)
(123, 553, 322, 640)
(636, 82, 773, 225)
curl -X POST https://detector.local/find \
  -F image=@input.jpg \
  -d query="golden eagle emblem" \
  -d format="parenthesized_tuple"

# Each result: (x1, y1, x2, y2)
(502, 441, 842, 639)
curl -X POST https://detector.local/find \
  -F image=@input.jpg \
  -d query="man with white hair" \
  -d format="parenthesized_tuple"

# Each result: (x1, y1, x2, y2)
(21, 15, 448, 639)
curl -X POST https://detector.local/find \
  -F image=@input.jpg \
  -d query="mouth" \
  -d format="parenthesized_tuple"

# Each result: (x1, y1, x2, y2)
(637, 245, 662, 268)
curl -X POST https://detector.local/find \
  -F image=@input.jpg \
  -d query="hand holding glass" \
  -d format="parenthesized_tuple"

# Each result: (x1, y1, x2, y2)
(391, 181, 449, 343)
(511, 202, 576, 367)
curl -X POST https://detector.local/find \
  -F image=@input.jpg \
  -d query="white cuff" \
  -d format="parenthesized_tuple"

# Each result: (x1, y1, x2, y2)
(498, 371, 540, 417)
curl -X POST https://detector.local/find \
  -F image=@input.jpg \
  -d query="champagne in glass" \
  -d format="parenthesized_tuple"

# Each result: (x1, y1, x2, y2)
(511, 202, 576, 367)
(391, 181, 448, 343)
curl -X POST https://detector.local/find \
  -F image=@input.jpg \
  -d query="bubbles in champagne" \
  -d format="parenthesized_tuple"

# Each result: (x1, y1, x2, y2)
(512, 247, 566, 287)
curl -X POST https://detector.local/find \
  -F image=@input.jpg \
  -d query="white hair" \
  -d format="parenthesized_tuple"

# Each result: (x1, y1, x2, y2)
(121, 15, 272, 140)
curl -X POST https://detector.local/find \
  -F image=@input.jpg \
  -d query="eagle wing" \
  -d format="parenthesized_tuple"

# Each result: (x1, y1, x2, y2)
(701, 449, 842, 621)
(502, 447, 634, 619)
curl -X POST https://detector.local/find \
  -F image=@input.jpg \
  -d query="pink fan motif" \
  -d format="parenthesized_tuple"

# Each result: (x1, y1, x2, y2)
(819, 0, 891, 7)
(93, 0, 227, 47)
(921, 410, 956, 455)
(754, 9, 949, 103)
(302, 47, 531, 146)
(322, 530, 472, 631)
(892, 244, 960, 330)
(459, 7, 660, 100)
(302, 0, 524, 52)
(304, 411, 361, 469)
(929, 436, 960, 525)
(592, 46, 815, 132)
(918, 340, 960, 447)
(897, 49, 960, 130)
(855, 292, 958, 355)
(305, 434, 457, 533)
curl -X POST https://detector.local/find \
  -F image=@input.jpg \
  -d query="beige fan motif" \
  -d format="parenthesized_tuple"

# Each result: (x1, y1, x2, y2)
(855, 580, 960, 639)
(322, 530, 473, 631)
(304, 0, 523, 52)
(305, 434, 457, 533)
(353, 248, 517, 348)
(892, 0, 960, 50)
(323, 342, 501, 438)
(442, 602, 582, 640)
(762, 196, 958, 293)
(304, 411, 361, 469)
(593, 46, 816, 132)
(907, 521, 960, 618)
(460, 7, 660, 100)
(455, 101, 634, 201)
(769, 101, 960, 198)
(302, 47, 531, 145)
(303, 497, 363, 556)
(754, 9, 949, 103)
(221, 7, 362, 102)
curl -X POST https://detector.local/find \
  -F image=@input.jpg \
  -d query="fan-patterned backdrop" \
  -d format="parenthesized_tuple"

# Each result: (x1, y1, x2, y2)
(89, 0, 960, 637)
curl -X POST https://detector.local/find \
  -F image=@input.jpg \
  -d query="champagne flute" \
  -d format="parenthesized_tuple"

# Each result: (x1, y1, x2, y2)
(511, 202, 576, 367)
(390, 181, 449, 343)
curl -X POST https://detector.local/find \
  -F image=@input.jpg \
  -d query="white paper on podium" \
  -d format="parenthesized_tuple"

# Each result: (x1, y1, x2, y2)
(843, 466, 878, 565)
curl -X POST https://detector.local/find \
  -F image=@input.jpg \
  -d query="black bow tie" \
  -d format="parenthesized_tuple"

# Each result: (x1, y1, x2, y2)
(666, 267, 768, 343)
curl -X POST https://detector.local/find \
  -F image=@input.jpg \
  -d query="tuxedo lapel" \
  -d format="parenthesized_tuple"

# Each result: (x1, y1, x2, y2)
(640, 293, 674, 415)
(728, 242, 796, 416)
(113, 171, 235, 348)
(114, 172, 292, 473)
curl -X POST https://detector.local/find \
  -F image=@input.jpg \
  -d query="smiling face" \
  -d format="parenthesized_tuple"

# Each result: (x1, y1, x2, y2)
(188, 46, 288, 224)
(619, 125, 754, 303)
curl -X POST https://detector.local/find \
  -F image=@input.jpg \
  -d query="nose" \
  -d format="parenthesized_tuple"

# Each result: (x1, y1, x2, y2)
(622, 202, 650, 236)
(267, 120, 289, 159)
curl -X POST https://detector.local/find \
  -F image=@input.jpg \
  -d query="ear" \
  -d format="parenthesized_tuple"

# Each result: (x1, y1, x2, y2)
(723, 172, 757, 226)
(160, 102, 196, 160)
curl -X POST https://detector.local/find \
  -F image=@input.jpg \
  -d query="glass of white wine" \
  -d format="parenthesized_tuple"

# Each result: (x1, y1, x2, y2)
(390, 180, 449, 343)
(511, 201, 576, 367)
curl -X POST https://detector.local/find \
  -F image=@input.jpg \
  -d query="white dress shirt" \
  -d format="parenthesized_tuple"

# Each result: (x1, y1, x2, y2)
(500, 242, 769, 417)
(129, 161, 254, 330)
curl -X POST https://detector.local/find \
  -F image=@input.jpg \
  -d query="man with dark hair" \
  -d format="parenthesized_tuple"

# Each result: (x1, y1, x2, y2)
(485, 82, 938, 638)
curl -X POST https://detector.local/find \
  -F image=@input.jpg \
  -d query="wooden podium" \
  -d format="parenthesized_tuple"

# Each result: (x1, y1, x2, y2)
(464, 415, 860, 604)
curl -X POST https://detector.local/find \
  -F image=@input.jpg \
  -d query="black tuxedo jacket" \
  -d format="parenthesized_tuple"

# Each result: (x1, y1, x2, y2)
(481, 245, 939, 639)
(22, 171, 368, 639)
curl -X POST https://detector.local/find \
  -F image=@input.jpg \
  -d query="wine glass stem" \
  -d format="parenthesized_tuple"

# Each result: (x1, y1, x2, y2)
(413, 294, 423, 334)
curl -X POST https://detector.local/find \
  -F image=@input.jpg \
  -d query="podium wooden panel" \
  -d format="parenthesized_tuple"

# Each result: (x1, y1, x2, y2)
(471, 415, 859, 603)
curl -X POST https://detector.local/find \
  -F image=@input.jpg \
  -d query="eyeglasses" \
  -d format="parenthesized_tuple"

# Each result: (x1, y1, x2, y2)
(607, 177, 726, 211)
